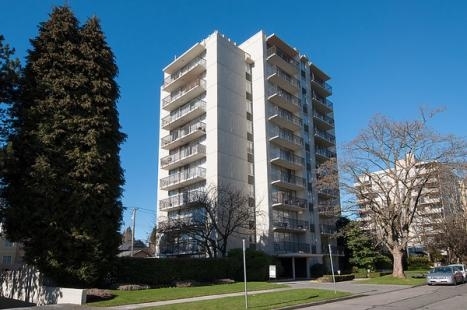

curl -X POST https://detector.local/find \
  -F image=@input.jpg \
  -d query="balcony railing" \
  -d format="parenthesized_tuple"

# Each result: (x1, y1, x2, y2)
(160, 144, 206, 169)
(271, 191, 307, 210)
(320, 224, 336, 235)
(270, 148, 304, 168)
(161, 121, 206, 149)
(312, 111, 334, 127)
(268, 105, 302, 129)
(312, 94, 333, 110)
(273, 241, 310, 254)
(163, 56, 206, 87)
(162, 79, 206, 109)
(159, 190, 204, 211)
(273, 217, 309, 231)
(322, 245, 345, 256)
(318, 204, 339, 217)
(267, 86, 301, 111)
(315, 147, 336, 159)
(311, 78, 332, 94)
(161, 98, 206, 129)
(160, 167, 206, 190)
(269, 126, 303, 149)
(314, 128, 336, 144)
(159, 240, 203, 256)
(271, 171, 306, 188)
(266, 46, 299, 67)
(266, 65, 300, 91)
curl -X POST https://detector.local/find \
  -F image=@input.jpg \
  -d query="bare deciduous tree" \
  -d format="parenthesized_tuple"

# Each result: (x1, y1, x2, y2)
(339, 110, 467, 278)
(158, 184, 258, 258)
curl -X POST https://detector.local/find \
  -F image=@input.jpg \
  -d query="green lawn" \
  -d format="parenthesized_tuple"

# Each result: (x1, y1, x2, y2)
(88, 282, 288, 307)
(358, 270, 427, 286)
(150, 289, 351, 310)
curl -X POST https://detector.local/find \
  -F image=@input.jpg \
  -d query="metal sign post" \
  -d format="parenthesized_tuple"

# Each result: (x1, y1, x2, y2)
(243, 239, 248, 309)
(328, 244, 336, 294)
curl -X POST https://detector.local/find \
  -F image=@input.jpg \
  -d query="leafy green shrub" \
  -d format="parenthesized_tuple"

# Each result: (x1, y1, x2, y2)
(353, 271, 391, 278)
(408, 256, 431, 270)
(227, 248, 273, 281)
(319, 274, 355, 282)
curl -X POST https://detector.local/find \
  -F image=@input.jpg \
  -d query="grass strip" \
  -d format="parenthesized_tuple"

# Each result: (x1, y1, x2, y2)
(89, 282, 288, 307)
(359, 270, 427, 286)
(145, 288, 351, 310)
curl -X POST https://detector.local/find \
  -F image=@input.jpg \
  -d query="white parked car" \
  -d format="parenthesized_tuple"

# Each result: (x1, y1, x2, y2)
(426, 266, 464, 285)
(449, 264, 467, 283)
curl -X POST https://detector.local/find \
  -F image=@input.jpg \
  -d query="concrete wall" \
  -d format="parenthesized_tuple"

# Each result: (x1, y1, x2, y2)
(0, 266, 86, 305)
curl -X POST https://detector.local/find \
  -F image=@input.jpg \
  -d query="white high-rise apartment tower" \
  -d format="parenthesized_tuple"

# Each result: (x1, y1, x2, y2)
(157, 31, 340, 278)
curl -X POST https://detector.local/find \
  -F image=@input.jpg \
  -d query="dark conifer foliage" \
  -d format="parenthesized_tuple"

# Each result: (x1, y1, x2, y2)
(0, 35, 21, 144)
(1, 6, 125, 286)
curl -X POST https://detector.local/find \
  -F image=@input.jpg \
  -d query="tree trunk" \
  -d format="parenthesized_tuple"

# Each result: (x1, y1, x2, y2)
(391, 248, 406, 278)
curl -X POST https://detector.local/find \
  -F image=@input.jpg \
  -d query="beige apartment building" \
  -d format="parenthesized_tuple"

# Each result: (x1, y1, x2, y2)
(357, 156, 464, 256)
(156, 30, 340, 278)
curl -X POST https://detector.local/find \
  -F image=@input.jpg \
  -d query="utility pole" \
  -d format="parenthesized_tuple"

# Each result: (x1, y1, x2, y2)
(131, 208, 138, 257)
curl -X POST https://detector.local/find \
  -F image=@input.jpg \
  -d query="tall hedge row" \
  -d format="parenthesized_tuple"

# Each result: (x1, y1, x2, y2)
(113, 249, 274, 287)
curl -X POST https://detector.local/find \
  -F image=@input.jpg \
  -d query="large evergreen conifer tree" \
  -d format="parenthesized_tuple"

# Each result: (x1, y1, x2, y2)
(1, 6, 125, 286)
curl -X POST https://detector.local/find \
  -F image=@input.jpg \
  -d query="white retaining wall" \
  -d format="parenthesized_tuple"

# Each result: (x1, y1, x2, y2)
(0, 266, 86, 305)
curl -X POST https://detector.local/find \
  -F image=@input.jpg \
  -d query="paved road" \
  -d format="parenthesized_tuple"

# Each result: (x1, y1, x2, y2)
(9, 280, 467, 309)
(295, 281, 467, 310)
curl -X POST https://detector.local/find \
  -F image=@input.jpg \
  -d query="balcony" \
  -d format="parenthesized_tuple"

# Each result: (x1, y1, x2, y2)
(273, 241, 310, 254)
(317, 188, 338, 199)
(266, 65, 299, 94)
(159, 190, 204, 212)
(271, 171, 305, 191)
(267, 104, 302, 132)
(267, 86, 301, 113)
(160, 167, 206, 191)
(161, 122, 206, 150)
(163, 57, 206, 92)
(315, 147, 336, 162)
(271, 191, 307, 212)
(310, 78, 332, 96)
(160, 144, 206, 170)
(312, 110, 334, 130)
(320, 224, 336, 235)
(266, 45, 299, 76)
(270, 148, 304, 170)
(322, 245, 345, 256)
(273, 217, 308, 232)
(269, 126, 303, 150)
(162, 79, 206, 111)
(159, 240, 202, 257)
(161, 98, 206, 131)
(318, 204, 340, 217)
(314, 128, 335, 146)
(312, 94, 333, 113)
(418, 196, 441, 206)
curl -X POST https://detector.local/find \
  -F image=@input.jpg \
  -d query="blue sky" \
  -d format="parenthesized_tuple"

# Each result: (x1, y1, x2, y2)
(2, 0, 466, 241)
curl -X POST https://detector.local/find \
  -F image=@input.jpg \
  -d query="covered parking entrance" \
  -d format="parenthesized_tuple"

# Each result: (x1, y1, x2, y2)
(276, 254, 323, 279)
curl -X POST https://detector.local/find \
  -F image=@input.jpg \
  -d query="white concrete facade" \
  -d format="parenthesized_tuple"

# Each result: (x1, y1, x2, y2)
(156, 31, 340, 277)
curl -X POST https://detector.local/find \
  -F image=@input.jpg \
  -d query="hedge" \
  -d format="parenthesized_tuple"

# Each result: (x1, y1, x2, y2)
(112, 249, 274, 287)
(319, 274, 355, 282)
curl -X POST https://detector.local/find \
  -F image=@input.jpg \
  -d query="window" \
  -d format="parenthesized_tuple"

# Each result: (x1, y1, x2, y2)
(2, 256, 11, 265)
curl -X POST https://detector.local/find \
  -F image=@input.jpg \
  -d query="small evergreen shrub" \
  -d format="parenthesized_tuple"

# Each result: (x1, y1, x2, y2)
(318, 274, 355, 282)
